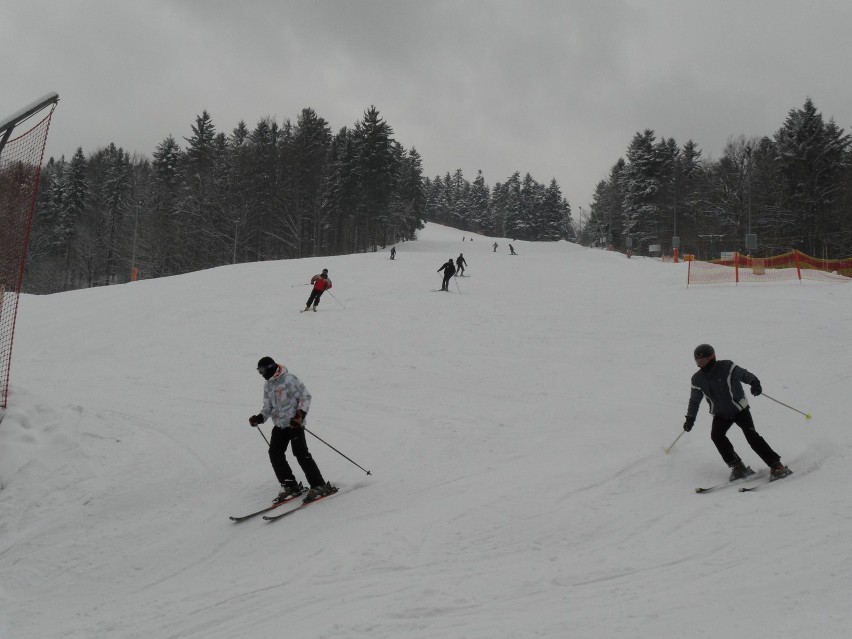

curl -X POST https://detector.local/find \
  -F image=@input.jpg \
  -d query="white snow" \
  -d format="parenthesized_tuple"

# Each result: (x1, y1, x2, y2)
(1, 222, 850, 638)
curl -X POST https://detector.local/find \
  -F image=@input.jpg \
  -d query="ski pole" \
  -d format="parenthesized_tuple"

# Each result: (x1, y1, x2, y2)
(664, 430, 685, 454)
(454, 275, 462, 294)
(291, 283, 311, 287)
(762, 393, 812, 420)
(327, 291, 345, 308)
(256, 425, 271, 446)
(304, 427, 371, 475)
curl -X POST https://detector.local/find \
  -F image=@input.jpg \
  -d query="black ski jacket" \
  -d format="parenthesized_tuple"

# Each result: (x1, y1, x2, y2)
(438, 262, 456, 276)
(686, 359, 759, 420)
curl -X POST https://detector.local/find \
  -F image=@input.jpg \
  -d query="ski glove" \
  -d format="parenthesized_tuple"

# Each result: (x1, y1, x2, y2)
(289, 409, 307, 429)
(683, 416, 695, 432)
(249, 414, 265, 427)
(750, 380, 762, 396)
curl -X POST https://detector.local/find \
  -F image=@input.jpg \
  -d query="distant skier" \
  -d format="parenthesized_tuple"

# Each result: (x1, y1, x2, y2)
(248, 356, 335, 503)
(492, 242, 498, 252)
(437, 258, 456, 291)
(683, 344, 792, 482)
(509, 244, 517, 255)
(456, 253, 467, 276)
(304, 269, 332, 312)
(390, 246, 396, 260)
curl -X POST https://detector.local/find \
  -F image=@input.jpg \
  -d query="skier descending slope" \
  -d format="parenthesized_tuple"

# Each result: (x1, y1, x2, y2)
(304, 269, 332, 312)
(248, 357, 335, 503)
(683, 344, 792, 482)
(437, 258, 455, 291)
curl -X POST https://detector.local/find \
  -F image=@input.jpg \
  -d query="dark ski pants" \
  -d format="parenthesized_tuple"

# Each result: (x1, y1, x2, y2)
(710, 407, 780, 467)
(441, 275, 452, 290)
(269, 425, 325, 488)
(306, 289, 325, 308)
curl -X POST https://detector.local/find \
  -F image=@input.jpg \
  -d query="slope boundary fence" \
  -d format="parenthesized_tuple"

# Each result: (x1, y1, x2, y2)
(687, 250, 852, 286)
(1, 92, 59, 407)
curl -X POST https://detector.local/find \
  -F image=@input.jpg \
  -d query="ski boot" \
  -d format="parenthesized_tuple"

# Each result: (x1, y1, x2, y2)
(728, 460, 755, 482)
(274, 481, 304, 503)
(304, 482, 337, 503)
(769, 462, 793, 482)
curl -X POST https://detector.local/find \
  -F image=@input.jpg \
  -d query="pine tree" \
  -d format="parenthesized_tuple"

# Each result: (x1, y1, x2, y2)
(503, 172, 522, 239)
(178, 111, 219, 270)
(450, 168, 469, 231)
(540, 179, 568, 241)
(392, 146, 426, 243)
(292, 108, 332, 256)
(622, 129, 664, 251)
(773, 98, 851, 254)
(323, 126, 360, 254)
(467, 170, 491, 233)
(353, 106, 397, 252)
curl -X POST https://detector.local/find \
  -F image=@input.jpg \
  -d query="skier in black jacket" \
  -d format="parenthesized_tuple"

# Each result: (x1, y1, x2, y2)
(456, 253, 467, 276)
(683, 344, 792, 482)
(437, 259, 456, 291)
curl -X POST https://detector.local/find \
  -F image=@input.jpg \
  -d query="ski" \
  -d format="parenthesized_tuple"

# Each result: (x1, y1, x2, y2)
(230, 488, 306, 522)
(263, 486, 339, 522)
(695, 470, 762, 494)
(739, 469, 793, 492)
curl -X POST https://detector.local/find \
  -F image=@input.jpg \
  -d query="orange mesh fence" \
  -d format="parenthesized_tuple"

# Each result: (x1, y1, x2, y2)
(1, 104, 56, 407)
(688, 251, 852, 286)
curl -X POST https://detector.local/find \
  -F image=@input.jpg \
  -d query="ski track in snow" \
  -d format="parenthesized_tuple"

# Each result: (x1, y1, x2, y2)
(2, 223, 851, 638)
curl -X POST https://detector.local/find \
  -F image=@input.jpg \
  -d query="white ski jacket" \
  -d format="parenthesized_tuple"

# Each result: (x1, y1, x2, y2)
(259, 364, 312, 428)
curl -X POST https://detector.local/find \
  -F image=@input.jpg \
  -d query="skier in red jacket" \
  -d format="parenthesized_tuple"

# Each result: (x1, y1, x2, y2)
(304, 269, 332, 312)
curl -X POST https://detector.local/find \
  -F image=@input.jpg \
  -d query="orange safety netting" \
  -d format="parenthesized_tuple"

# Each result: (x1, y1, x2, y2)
(687, 250, 852, 285)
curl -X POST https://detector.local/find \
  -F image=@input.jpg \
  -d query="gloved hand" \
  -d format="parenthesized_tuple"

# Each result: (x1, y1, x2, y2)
(683, 416, 695, 432)
(249, 414, 265, 427)
(289, 409, 306, 429)
(750, 380, 762, 396)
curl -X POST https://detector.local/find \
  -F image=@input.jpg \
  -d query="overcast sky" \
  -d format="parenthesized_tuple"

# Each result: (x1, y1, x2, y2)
(5, 0, 852, 214)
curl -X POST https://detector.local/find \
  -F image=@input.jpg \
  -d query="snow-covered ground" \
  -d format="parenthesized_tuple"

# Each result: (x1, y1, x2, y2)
(1, 222, 850, 639)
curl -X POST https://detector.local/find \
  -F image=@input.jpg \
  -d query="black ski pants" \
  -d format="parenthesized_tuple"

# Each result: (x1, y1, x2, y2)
(710, 407, 780, 467)
(306, 289, 325, 308)
(268, 425, 325, 488)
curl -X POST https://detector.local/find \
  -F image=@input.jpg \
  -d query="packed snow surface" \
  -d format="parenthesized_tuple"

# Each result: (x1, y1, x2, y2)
(1, 223, 850, 638)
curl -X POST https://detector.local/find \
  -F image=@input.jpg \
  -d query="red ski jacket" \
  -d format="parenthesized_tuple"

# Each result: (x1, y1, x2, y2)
(311, 274, 332, 291)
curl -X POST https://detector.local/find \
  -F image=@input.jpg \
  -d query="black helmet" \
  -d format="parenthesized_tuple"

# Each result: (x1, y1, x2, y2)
(694, 344, 714, 359)
(693, 344, 716, 367)
(257, 356, 277, 380)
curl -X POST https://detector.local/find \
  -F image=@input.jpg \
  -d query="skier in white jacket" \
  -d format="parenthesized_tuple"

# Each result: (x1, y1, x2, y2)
(249, 356, 334, 503)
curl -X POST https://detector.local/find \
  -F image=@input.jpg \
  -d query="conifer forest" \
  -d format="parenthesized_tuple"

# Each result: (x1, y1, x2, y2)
(22, 98, 852, 293)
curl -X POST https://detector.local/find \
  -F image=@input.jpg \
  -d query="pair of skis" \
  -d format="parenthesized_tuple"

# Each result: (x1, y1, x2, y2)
(695, 469, 792, 494)
(229, 486, 339, 523)
(261, 486, 339, 521)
